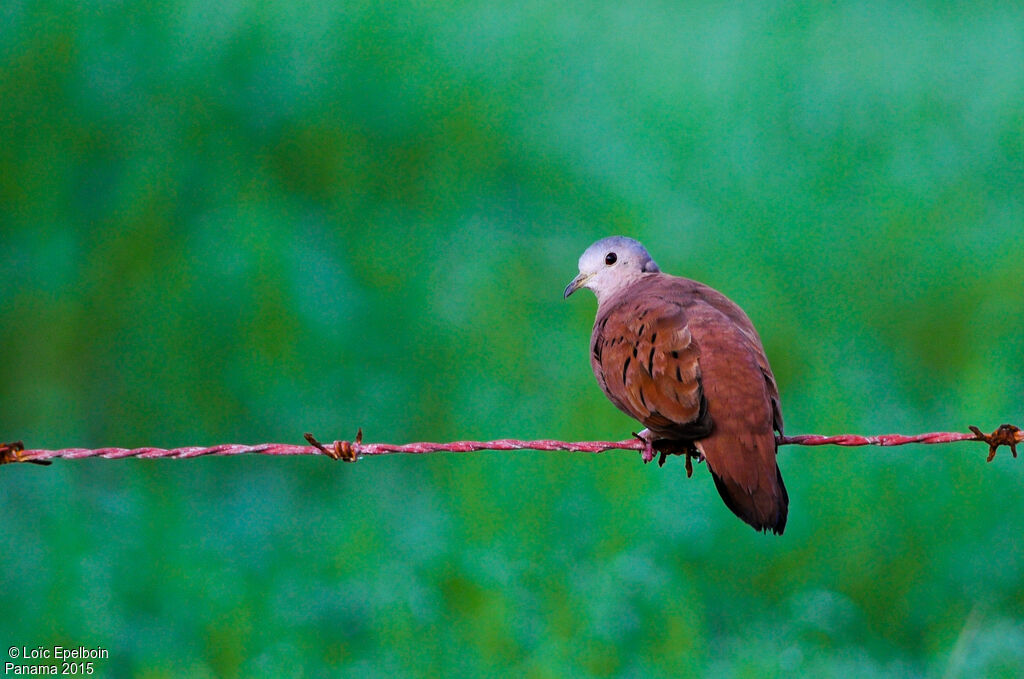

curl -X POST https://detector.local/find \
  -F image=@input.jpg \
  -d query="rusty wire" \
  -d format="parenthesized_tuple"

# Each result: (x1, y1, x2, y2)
(1, 424, 1019, 467)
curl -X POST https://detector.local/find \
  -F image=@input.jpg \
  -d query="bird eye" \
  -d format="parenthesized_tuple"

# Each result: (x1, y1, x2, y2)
(605, 252, 617, 265)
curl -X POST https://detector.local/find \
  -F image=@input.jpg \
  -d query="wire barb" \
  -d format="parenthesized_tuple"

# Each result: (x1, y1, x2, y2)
(968, 424, 1020, 462)
(0, 441, 24, 465)
(304, 430, 361, 462)
(0, 441, 51, 466)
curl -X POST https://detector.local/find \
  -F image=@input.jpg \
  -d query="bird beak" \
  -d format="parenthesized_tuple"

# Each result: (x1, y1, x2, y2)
(563, 272, 592, 299)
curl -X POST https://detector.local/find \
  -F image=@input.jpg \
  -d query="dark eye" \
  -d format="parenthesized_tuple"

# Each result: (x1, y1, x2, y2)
(605, 252, 617, 265)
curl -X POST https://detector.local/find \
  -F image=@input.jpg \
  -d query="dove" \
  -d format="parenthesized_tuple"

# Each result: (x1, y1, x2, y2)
(564, 236, 788, 534)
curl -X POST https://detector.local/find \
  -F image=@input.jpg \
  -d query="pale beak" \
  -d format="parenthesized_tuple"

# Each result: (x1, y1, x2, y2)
(563, 272, 593, 299)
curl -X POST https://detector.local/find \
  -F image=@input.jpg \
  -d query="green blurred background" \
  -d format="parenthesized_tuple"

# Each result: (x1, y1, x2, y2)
(2, 1, 1023, 676)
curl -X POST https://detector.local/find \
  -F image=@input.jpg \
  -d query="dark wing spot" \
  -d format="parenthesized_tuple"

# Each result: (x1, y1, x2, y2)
(647, 346, 655, 373)
(650, 332, 657, 343)
(632, 345, 638, 358)
(671, 350, 678, 359)
(696, 374, 709, 421)
(621, 355, 631, 385)
(638, 324, 646, 337)
(675, 366, 682, 381)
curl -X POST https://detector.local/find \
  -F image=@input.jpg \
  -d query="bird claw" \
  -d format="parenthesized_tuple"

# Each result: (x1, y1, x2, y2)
(683, 448, 706, 477)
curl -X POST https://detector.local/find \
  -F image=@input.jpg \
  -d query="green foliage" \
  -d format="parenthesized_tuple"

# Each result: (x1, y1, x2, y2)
(2, 1, 1023, 676)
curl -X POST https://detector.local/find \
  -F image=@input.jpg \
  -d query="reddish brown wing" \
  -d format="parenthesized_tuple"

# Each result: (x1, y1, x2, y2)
(590, 289, 711, 439)
(591, 274, 787, 534)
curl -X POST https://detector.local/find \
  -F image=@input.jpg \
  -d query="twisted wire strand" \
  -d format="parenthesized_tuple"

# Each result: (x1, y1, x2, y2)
(2, 424, 1019, 466)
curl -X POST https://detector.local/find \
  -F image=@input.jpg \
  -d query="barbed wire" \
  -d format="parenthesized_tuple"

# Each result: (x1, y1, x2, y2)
(1, 424, 1019, 467)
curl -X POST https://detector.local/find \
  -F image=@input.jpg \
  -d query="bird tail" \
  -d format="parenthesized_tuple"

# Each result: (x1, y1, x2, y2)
(709, 463, 788, 535)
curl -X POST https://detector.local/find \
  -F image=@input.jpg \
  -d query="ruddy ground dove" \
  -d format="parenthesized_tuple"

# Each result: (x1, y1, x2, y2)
(565, 236, 788, 534)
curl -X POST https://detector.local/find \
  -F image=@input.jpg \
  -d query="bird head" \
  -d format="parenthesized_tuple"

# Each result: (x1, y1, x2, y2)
(564, 236, 660, 304)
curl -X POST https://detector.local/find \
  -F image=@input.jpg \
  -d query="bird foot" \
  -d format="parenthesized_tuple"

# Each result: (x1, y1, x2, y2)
(632, 431, 704, 472)
(632, 430, 658, 464)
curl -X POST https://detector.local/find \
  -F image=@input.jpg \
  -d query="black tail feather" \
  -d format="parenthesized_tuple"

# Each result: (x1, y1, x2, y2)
(710, 463, 788, 535)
